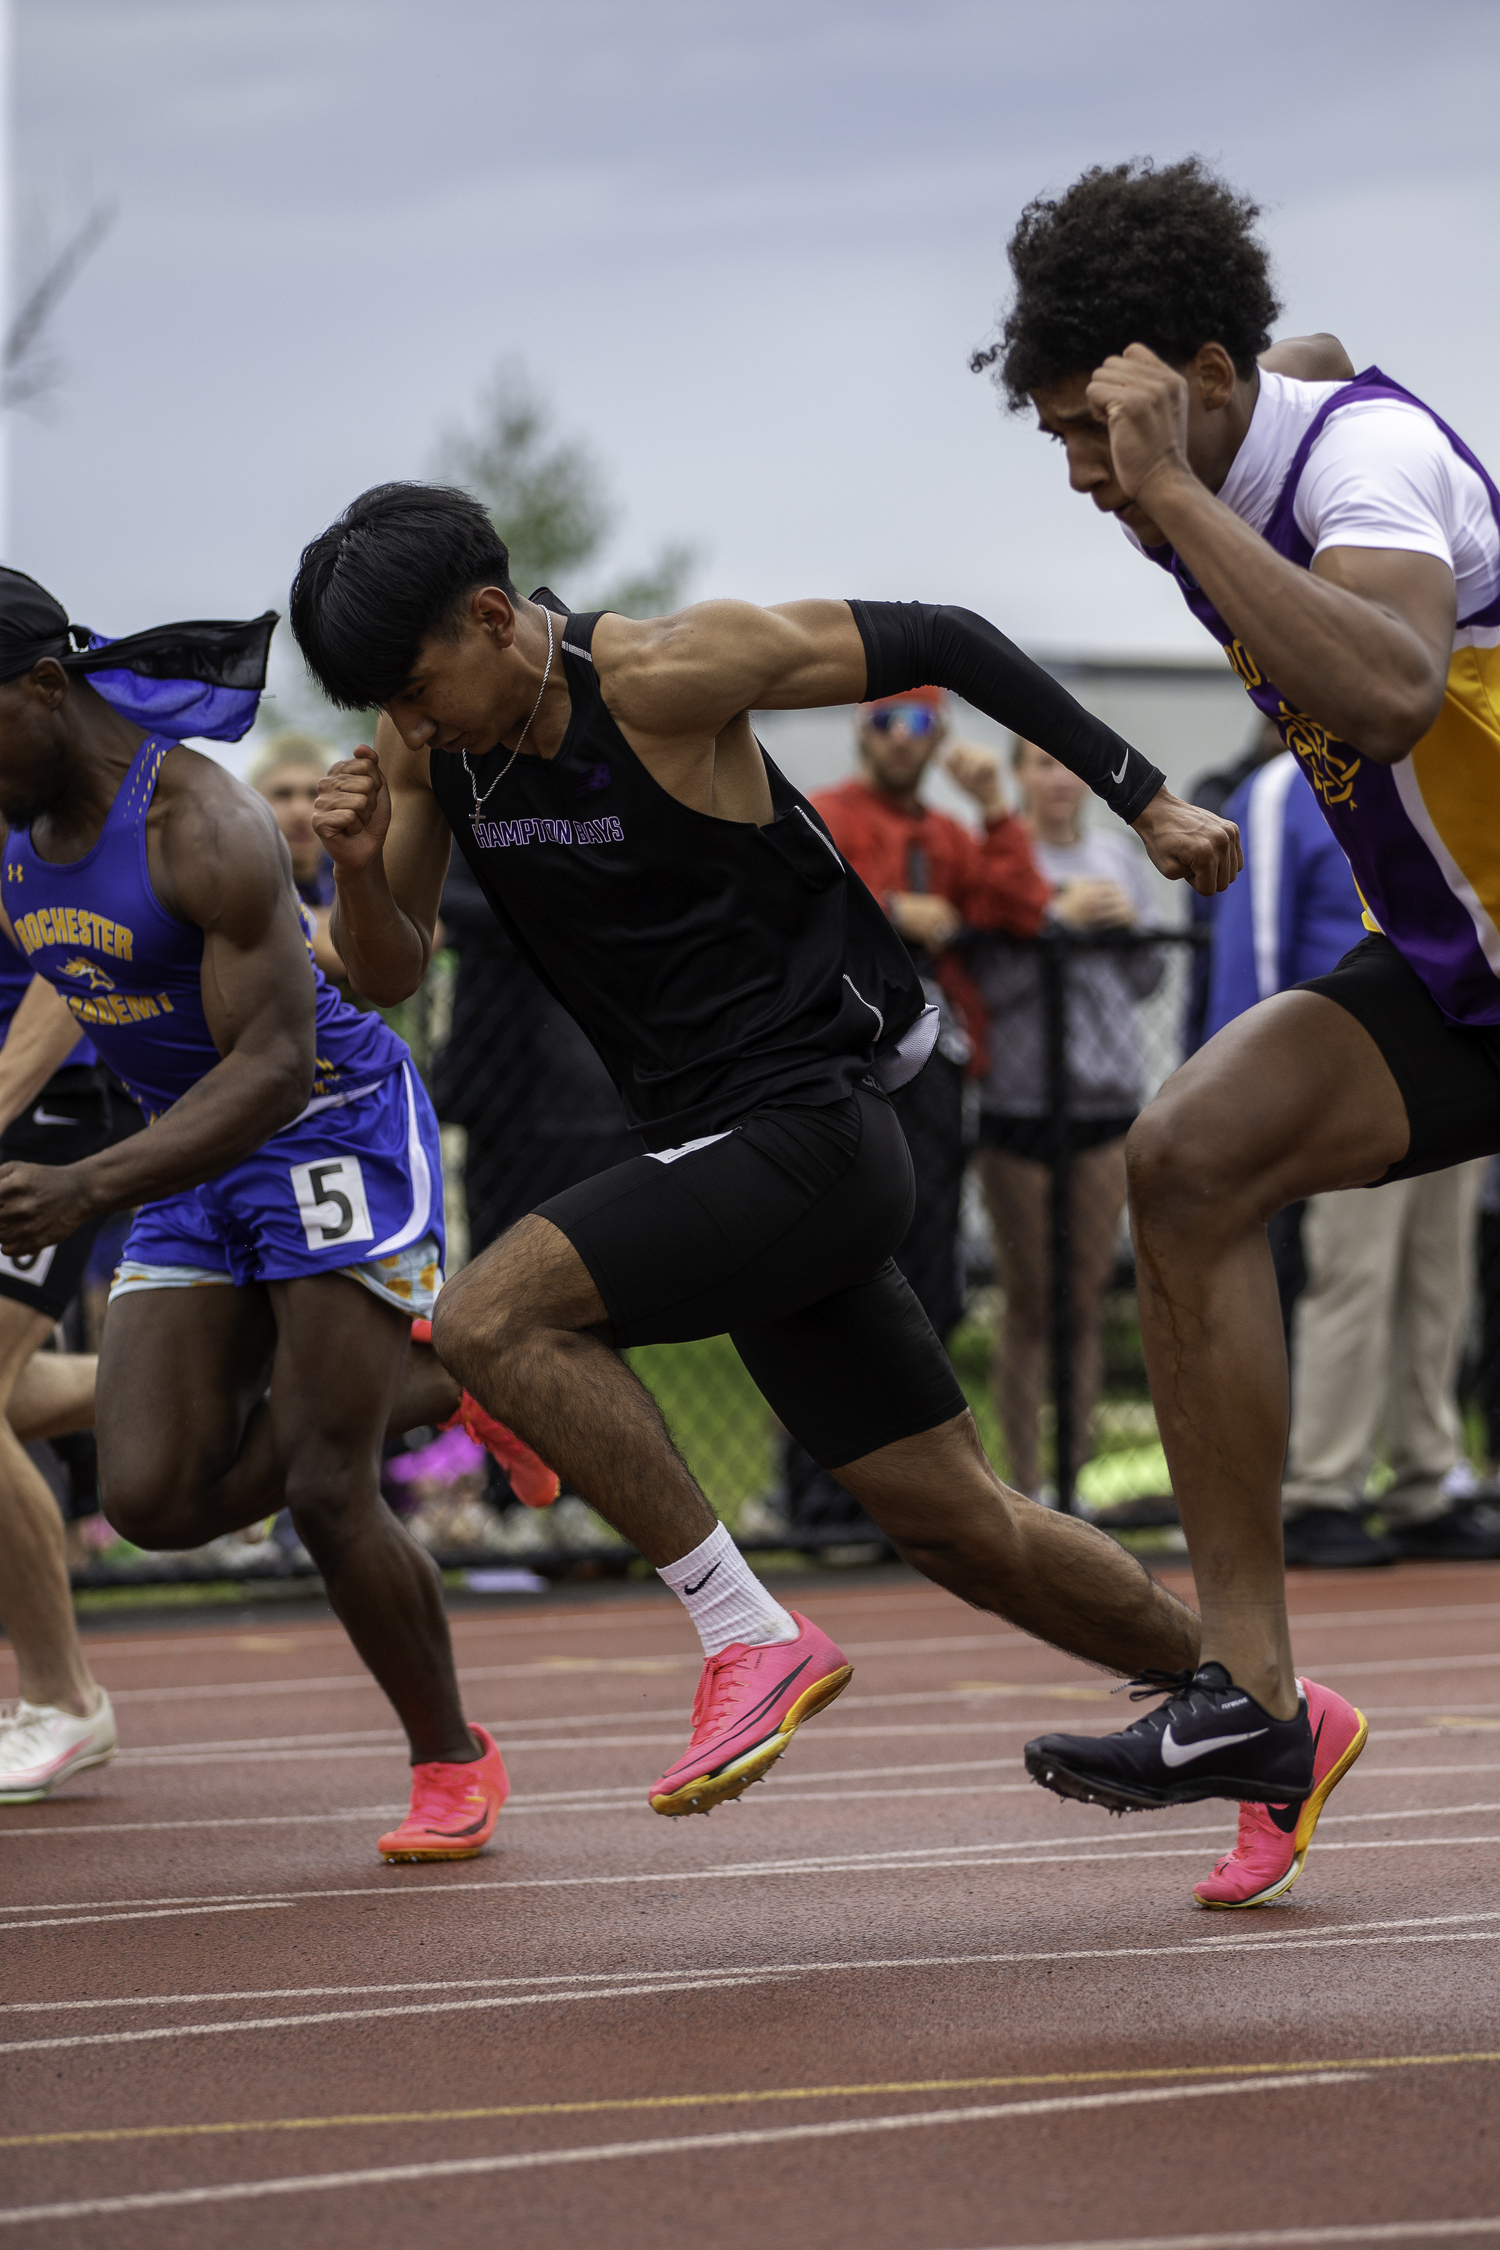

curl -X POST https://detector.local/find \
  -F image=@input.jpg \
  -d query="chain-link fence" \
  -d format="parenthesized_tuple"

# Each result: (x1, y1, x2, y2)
(57, 907, 1500, 1591)
(947, 925, 1190, 1525)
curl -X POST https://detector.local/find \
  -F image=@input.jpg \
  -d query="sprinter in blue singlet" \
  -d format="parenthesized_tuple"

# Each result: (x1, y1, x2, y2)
(0, 569, 507, 1861)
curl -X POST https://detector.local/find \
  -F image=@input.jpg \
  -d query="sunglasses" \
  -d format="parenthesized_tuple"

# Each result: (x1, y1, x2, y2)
(866, 704, 941, 737)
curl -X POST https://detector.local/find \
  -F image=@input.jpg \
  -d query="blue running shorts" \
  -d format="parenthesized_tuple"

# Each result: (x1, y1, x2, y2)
(111, 1060, 445, 1316)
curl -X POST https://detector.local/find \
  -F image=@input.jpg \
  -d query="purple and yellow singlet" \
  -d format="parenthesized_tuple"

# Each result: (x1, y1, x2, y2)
(1151, 368, 1500, 1028)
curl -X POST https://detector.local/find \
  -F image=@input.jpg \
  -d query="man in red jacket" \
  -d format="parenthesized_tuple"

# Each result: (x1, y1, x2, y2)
(813, 686, 1049, 1337)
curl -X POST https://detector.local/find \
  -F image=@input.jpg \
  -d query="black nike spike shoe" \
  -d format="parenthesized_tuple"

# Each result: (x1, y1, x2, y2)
(1024, 1663, 1315, 1814)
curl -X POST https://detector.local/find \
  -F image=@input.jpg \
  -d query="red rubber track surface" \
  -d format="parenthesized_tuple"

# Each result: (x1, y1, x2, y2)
(2, 1564, 1498, 2249)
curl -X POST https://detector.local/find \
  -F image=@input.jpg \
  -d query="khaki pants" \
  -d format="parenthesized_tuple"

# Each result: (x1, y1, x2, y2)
(1282, 1161, 1484, 1525)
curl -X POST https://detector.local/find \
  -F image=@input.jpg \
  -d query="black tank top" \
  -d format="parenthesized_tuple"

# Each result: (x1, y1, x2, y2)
(429, 603, 932, 1151)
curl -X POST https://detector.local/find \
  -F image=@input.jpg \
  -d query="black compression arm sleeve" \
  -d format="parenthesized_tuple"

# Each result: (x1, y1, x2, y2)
(848, 599, 1165, 825)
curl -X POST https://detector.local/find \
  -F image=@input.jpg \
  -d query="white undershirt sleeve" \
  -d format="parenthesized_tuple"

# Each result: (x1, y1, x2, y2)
(1292, 400, 1464, 568)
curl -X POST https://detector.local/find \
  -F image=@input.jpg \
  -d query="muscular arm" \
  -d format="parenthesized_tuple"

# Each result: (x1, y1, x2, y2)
(1090, 344, 1456, 762)
(600, 598, 1240, 894)
(0, 973, 87, 1134)
(314, 715, 452, 1006)
(1259, 333, 1356, 383)
(602, 599, 1163, 812)
(0, 767, 317, 1254)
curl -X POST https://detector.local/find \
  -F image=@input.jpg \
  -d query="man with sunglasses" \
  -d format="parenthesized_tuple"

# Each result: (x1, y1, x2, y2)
(294, 481, 1260, 1833)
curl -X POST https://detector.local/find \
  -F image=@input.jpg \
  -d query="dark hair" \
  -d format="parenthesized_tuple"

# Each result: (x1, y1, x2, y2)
(972, 157, 1281, 409)
(289, 482, 516, 709)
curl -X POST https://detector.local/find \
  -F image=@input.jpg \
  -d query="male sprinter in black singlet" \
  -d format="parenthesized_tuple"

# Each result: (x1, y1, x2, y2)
(293, 482, 1264, 1821)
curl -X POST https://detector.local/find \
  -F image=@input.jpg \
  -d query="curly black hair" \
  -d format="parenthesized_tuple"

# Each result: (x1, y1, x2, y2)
(972, 157, 1281, 408)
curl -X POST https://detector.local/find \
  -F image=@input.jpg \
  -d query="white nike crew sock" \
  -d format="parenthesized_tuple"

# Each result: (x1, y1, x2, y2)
(658, 1522, 799, 1659)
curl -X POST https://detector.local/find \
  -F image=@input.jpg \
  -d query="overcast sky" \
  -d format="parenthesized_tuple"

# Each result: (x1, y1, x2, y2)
(11, 0, 1500, 713)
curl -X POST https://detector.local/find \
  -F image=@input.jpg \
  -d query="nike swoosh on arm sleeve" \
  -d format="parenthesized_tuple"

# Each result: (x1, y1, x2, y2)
(848, 600, 1165, 825)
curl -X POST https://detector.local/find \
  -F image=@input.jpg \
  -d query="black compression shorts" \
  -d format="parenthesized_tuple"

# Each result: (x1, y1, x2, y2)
(0, 1069, 143, 1319)
(1300, 934, 1500, 1182)
(535, 1087, 968, 1469)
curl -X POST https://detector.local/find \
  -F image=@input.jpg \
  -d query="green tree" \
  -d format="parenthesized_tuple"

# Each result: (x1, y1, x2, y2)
(273, 361, 695, 748)
(430, 359, 697, 617)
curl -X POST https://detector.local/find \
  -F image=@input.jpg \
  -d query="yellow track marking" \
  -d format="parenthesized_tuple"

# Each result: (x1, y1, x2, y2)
(4, 2048, 1497, 2153)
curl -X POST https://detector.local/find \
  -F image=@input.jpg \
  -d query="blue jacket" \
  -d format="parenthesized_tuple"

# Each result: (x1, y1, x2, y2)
(1204, 754, 1367, 1040)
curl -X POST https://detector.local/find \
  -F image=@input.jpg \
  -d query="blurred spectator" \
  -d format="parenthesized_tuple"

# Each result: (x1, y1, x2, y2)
(1475, 1157, 1500, 1472)
(248, 730, 344, 981)
(1206, 752, 1500, 1566)
(812, 686, 1049, 1338)
(971, 737, 1161, 1503)
(434, 856, 640, 1260)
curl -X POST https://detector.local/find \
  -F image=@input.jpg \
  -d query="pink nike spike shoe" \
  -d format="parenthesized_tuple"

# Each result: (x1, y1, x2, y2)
(649, 1612, 852, 1816)
(378, 1726, 510, 1862)
(1193, 1677, 1367, 1909)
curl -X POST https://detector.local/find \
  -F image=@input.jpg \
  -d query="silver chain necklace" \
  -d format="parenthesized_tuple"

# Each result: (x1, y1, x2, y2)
(463, 604, 554, 812)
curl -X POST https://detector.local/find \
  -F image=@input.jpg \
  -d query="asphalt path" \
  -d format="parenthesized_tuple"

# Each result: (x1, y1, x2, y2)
(2, 1563, 1498, 2249)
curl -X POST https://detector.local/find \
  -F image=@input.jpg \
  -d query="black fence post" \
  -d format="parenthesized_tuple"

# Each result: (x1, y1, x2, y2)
(1041, 931, 1076, 1514)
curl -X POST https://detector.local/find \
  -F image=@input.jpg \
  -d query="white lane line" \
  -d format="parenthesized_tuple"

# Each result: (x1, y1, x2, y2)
(1186, 1909, 1500, 1941)
(944, 2222, 1500, 2250)
(143, 1621, 1500, 1708)
(0, 1965, 811, 2014)
(0, 2073, 1366, 2228)
(95, 1698, 1056, 1756)
(9, 1831, 1500, 1932)
(0, 1903, 298, 1933)
(509, 1781, 1499, 1818)
(100, 1634, 1046, 1707)
(481, 1758, 1022, 1800)
(57, 1598, 1500, 1668)
(84, 1699, 1500, 1761)
(10, 1911, 1498, 2015)
(1328, 1763, 1500, 1777)
(7, 1788, 1500, 1844)
(102, 1676, 1055, 1713)
(52, 1598, 1497, 1678)
(2, 1930, 1496, 2054)
(440, 1765, 1500, 1812)
(1290, 1602, 1500, 1631)
(1309, 1653, 1500, 1679)
(60, 1590, 968, 1665)
(0, 1807, 409, 1841)
(0, 1788, 1045, 1840)
(0, 1973, 808, 2056)
(102, 1647, 1500, 1710)
(107, 1704, 1500, 1768)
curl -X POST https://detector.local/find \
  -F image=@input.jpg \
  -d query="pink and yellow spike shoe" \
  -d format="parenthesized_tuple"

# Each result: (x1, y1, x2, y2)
(648, 1612, 852, 1817)
(378, 1725, 509, 1862)
(448, 1396, 561, 1509)
(1193, 1677, 1367, 1909)
(410, 1319, 561, 1508)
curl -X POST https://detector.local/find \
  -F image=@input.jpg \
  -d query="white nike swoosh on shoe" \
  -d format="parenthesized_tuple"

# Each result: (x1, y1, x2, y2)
(1110, 753, 1128, 785)
(1160, 1722, 1268, 1768)
(30, 1108, 73, 1126)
